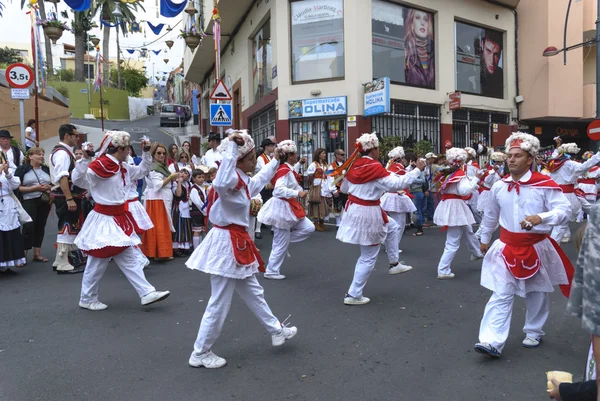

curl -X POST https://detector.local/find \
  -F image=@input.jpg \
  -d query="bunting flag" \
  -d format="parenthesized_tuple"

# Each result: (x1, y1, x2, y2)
(160, 0, 186, 18)
(147, 22, 165, 35)
(100, 19, 120, 28)
(126, 49, 136, 54)
(130, 21, 142, 33)
(93, 50, 102, 92)
(152, 50, 161, 55)
(64, 0, 91, 12)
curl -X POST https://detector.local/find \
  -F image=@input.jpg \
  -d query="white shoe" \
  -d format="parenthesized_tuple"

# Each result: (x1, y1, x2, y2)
(470, 254, 484, 261)
(264, 273, 286, 280)
(189, 350, 227, 369)
(272, 326, 298, 346)
(79, 301, 108, 311)
(344, 294, 371, 305)
(141, 290, 170, 306)
(399, 249, 403, 254)
(389, 263, 413, 275)
(437, 273, 456, 280)
(561, 236, 570, 244)
(522, 336, 542, 348)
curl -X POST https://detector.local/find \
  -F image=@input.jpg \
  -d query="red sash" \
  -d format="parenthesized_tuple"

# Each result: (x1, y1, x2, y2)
(86, 203, 137, 258)
(387, 163, 414, 198)
(282, 198, 306, 219)
(271, 164, 303, 187)
(478, 186, 491, 194)
(214, 224, 265, 272)
(441, 193, 472, 201)
(559, 184, 575, 194)
(578, 178, 597, 185)
(345, 194, 389, 224)
(499, 228, 573, 297)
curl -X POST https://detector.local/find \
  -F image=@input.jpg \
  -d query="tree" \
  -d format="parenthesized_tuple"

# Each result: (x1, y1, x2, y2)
(37, 0, 54, 75)
(72, 10, 94, 82)
(0, 1, 5, 18)
(0, 47, 23, 65)
(110, 65, 147, 97)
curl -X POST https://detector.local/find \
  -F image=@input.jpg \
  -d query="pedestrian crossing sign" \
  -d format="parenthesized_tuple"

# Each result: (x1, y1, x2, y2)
(210, 103, 233, 127)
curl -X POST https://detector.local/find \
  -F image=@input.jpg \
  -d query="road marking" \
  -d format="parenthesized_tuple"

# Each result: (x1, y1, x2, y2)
(160, 128, 175, 138)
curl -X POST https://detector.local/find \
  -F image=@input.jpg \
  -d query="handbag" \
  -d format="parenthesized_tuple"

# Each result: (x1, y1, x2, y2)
(68, 249, 87, 268)
(32, 168, 53, 204)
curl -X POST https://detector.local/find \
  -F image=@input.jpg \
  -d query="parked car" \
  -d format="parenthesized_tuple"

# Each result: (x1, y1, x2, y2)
(184, 105, 192, 121)
(160, 103, 186, 127)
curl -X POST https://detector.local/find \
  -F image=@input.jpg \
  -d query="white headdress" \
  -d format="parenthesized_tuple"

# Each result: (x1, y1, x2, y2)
(388, 146, 405, 161)
(277, 139, 297, 154)
(97, 130, 131, 156)
(557, 142, 580, 155)
(505, 132, 540, 156)
(425, 152, 437, 159)
(446, 147, 468, 164)
(356, 132, 379, 152)
(464, 147, 477, 158)
(217, 129, 255, 160)
(490, 151, 507, 162)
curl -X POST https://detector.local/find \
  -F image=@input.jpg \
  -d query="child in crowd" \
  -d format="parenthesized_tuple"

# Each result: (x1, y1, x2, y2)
(172, 168, 193, 256)
(189, 169, 207, 250)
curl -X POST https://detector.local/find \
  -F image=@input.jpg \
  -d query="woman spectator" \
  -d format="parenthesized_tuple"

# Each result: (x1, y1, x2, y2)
(25, 119, 39, 150)
(15, 147, 52, 263)
(181, 141, 200, 166)
(0, 155, 25, 270)
(406, 151, 427, 236)
(167, 143, 179, 166)
(127, 145, 144, 200)
(142, 143, 179, 260)
(168, 149, 195, 174)
(306, 148, 330, 231)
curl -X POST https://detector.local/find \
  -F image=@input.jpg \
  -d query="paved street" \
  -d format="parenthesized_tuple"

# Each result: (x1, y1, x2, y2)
(0, 117, 590, 401)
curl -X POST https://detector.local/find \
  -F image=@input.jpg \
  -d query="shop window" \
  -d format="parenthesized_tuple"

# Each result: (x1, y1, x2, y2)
(455, 21, 504, 99)
(372, 0, 435, 89)
(290, 0, 345, 83)
(250, 107, 276, 147)
(291, 119, 346, 167)
(252, 19, 273, 103)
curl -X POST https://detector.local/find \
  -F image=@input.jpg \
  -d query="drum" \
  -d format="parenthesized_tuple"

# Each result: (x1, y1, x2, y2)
(250, 198, 263, 216)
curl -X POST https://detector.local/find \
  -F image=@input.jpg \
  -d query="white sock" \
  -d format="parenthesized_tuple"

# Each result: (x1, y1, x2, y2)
(336, 215, 341, 226)
(193, 236, 201, 249)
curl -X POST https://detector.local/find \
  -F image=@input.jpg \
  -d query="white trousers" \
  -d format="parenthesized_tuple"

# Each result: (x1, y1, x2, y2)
(193, 274, 282, 354)
(266, 217, 315, 275)
(437, 225, 482, 275)
(80, 247, 156, 303)
(551, 225, 571, 242)
(478, 291, 550, 352)
(469, 204, 483, 224)
(347, 218, 400, 298)
(387, 212, 407, 250)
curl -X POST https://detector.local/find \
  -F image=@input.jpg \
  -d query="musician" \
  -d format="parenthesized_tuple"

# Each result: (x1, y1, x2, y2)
(257, 140, 314, 280)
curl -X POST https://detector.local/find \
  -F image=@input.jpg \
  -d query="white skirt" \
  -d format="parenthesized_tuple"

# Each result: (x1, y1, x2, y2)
(74, 210, 140, 251)
(466, 190, 479, 206)
(381, 193, 416, 213)
(186, 226, 259, 279)
(433, 199, 475, 227)
(476, 190, 491, 213)
(257, 197, 300, 230)
(336, 203, 388, 245)
(480, 237, 568, 297)
(577, 183, 598, 202)
(128, 200, 154, 231)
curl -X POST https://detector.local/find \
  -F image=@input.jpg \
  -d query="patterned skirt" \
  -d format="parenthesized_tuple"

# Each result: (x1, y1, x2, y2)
(172, 207, 193, 249)
(307, 184, 329, 219)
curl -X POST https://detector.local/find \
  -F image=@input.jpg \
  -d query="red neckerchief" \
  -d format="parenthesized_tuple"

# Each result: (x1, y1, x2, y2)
(468, 160, 480, 169)
(502, 172, 561, 195)
(260, 153, 270, 164)
(436, 168, 467, 191)
(271, 164, 302, 187)
(345, 157, 390, 184)
(388, 162, 406, 176)
(89, 155, 127, 186)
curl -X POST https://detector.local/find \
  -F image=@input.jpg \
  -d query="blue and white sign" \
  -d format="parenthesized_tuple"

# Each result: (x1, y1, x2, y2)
(364, 77, 390, 117)
(288, 96, 347, 119)
(210, 103, 232, 126)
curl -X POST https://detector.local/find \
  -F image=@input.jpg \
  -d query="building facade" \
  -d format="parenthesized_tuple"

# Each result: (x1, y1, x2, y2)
(185, 0, 519, 160)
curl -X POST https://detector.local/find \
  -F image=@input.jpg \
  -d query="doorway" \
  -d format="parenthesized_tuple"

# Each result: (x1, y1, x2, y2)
(290, 118, 346, 168)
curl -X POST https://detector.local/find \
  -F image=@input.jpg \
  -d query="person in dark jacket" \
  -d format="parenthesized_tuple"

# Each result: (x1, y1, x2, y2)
(548, 379, 597, 401)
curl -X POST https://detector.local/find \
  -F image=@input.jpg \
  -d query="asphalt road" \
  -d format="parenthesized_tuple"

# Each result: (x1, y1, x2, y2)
(0, 118, 590, 401)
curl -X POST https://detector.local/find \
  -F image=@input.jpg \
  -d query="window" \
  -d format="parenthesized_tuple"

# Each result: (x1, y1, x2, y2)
(250, 107, 276, 148)
(290, 0, 345, 83)
(252, 19, 273, 103)
(455, 22, 504, 99)
(372, 0, 435, 89)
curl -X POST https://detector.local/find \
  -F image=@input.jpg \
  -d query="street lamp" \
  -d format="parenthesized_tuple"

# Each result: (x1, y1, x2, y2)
(113, 5, 123, 89)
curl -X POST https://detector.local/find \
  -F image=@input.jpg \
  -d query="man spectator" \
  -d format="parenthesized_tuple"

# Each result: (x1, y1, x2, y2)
(0, 130, 24, 173)
(480, 29, 503, 98)
(423, 152, 439, 225)
(201, 132, 223, 168)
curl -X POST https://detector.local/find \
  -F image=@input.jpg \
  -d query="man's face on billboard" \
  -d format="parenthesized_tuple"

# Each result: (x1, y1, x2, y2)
(482, 39, 501, 74)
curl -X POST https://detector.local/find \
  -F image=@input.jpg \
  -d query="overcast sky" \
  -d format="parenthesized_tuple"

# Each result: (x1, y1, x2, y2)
(0, 0, 189, 83)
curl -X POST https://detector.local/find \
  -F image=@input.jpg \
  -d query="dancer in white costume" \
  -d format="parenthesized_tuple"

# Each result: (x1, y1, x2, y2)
(258, 140, 315, 280)
(465, 147, 482, 224)
(186, 131, 297, 369)
(72, 131, 170, 311)
(475, 151, 507, 239)
(334, 133, 425, 305)
(433, 147, 484, 280)
(380, 146, 416, 261)
(547, 143, 600, 242)
(575, 153, 599, 222)
(474, 132, 573, 358)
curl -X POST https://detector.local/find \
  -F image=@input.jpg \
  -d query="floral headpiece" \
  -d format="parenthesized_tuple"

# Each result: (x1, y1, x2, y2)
(217, 129, 255, 160)
(97, 130, 131, 156)
(464, 147, 477, 158)
(557, 143, 580, 155)
(388, 146, 405, 161)
(277, 140, 297, 154)
(446, 147, 468, 165)
(505, 132, 540, 156)
(355, 132, 379, 152)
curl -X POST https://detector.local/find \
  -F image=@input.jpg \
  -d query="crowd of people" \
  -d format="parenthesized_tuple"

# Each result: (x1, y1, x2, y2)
(1, 123, 600, 398)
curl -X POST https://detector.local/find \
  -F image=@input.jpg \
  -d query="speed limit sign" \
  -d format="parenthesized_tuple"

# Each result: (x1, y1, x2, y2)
(5, 63, 34, 89)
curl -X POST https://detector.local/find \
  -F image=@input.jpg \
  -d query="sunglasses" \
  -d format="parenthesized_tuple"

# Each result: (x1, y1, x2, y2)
(156, 151, 166, 155)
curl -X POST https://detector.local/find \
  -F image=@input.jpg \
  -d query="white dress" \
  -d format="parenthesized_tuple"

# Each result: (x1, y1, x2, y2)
(433, 173, 479, 227)
(257, 162, 303, 230)
(479, 171, 571, 297)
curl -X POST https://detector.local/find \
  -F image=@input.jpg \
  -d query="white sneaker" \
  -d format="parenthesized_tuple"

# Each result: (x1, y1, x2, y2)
(470, 254, 484, 261)
(79, 301, 108, 311)
(272, 326, 298, 346)
(189, 350, 227, 369)
(399, 249, 403, 254)
(344, 294, 371, 305)
(264, 273, 286, 280)
(141, 290, 170, 306)
(561, 236, 570, 244)
(437, 273, 456, 280)
(522, 336, 542, 348)
(389, 263, 413, 275)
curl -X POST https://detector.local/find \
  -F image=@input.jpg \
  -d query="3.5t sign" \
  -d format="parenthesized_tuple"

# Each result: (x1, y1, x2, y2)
(5, 63, 34, 89)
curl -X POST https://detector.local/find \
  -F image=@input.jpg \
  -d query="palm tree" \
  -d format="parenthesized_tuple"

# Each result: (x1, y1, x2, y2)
(72, 10, 94, 82)
(92, 0, 144, 87)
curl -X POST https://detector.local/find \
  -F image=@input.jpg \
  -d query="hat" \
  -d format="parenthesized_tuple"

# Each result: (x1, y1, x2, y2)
(388, 146, 405, 160)
(464, 147, 477, 158)
(490, 151, 507, 162)
(446, 148, 468, 165)
(505, 132, 540, 156)
(425, 152, 437, 159)
(557, 142, 580, 155)
(277, 140, 297, 154)
(217, 129, 255, 160)
(355, 132, 379, 152)
(0, 130, 13, 138)
(208, 132, 221, 142)
(97, 130, 131, 155)
(261, 138, 276, 148)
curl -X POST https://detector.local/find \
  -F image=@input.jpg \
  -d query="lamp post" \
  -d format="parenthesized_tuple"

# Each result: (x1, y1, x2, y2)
(113, 5, 123, 90)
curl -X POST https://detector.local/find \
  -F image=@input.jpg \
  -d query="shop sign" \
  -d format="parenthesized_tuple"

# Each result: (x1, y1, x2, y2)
(347, 116, 356, 127)
(448, 91, 461, 111)
(288, 96, 347, 119)
(364, 77, 390, 117)
(291, 0, 343, 25)
(555, 127, 579, 137)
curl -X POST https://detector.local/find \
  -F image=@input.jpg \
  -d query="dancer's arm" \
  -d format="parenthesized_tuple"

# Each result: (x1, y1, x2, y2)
(479, 185, 501, 250)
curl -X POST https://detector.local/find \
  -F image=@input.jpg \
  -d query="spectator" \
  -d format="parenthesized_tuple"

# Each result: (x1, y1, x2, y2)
(406, 151, 426, 236)
(306, 147, 330, 231)
(423, 152, 439, 225)
(167, 143, 179, 166)
(25, 119, 39, 150)
(15, 147, 52, 263)
(0, 129, 24, 173)
(127, 145, 144, 200)
(168, 149, 195, 173)
(181, 141, 200, 166)
(0, 154, 25, 271)
(73, 146, 84, 161)
(142, 143, 179, 260)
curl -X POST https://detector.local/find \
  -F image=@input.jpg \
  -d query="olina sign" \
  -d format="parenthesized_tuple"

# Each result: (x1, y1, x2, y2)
(292, 0, 343, 24)
(364, 77, 390, 117)
(288, 96, 347, 119)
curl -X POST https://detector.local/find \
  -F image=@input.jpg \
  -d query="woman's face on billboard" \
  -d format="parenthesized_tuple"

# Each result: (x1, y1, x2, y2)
(412, 11, 430, 40)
